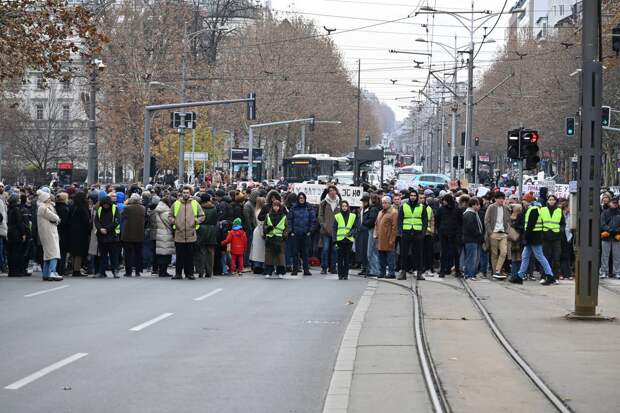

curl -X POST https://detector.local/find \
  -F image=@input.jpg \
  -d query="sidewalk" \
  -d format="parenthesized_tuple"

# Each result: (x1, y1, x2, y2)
(347, 281, 431, 413)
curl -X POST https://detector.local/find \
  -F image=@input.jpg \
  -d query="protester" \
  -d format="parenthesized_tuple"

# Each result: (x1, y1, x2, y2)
(221, 217, 248, 275)
(6, 195, 28, 277)
(264, 198, 287, 277)
(436, 193, 460, 278)
(318, 185, 340, 275)
(250, 197, 267, 273)
(398, 190, 427, 280)
(356, 194, 370, 276)
(153, 197, 175, 277)
(462, 197, 484, 281)
(363, 193, 381, 278)
(122, 193, 146, 277)
(484, 192, 510, 280)
(37, 190, 62, 281)
(599, 196, 620, 279)
(170, 186, 205, 280)
(67, 191, 91, 277)
(94, 195, 121, 278)
(196, 194, 218, 278)
(375, 196, 398, 279)
(540, 194, 565, 279)
(288, 192, 317, 276)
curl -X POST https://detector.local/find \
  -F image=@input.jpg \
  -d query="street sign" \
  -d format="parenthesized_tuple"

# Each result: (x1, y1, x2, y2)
(478, 154, 490, 162)
(183, 152, 208, 161)
(170, 111, 197, 129)
(58, 162, 73, 170)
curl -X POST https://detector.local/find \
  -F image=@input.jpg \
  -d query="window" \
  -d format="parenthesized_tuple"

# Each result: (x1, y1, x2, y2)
(36, 104, 44, 120)
(62, 79, 71, 91)
(559, 5, 564, 15)
(36, 74, 45, 89)
(62, 104, 70, 120)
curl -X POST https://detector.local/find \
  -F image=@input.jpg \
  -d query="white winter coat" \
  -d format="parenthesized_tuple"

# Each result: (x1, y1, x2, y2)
(0, 197, 7, 238)
(250, 211, 265, 263)
(153, 201, 175, 256)
(37, 203, 61, 260)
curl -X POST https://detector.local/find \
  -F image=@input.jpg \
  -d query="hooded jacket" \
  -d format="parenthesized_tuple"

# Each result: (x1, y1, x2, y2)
(221, 227, 248, 255)
(152, 201, 175, 256)
(288, 192, 317, 235)
(436, 195, 461, 238)
(95, 197, 120, 244)
(258, 190, 283, 222)
(243, 191, 258, 232)
(398, 197, 428, 237)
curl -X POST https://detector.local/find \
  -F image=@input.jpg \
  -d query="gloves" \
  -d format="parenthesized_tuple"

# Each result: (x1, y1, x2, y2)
(614, 234, 620, 242)
(601, 231, 610, 239)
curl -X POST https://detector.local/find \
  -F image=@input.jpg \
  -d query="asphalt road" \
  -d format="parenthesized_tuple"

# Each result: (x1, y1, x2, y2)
(0, 273, 368, 413)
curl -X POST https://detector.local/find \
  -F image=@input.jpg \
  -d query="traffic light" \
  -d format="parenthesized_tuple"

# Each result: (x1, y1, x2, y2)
(521, 129, 540, 170)
(447, 138, 451, 147)
(364, 135, 371, 146)
(613, 23, 620, 54)
(565, 117, 575, 136)
(309, 114, 315, 131)
(507, 128, 520, 159)
(474, 136, 480, 146)
(452, 156, 458, 168)
(602, 106, 610, 127)
(461, 131, 465, 146)
(247, 92, 256, 121)
(170, 112, 196, 129)
(149, 156, 157, 178)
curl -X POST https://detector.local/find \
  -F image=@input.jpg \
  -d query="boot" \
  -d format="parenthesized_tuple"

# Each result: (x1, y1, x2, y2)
(291, 267, 299, 276)
(416, 271, 426, 281)
(397, 271, 407, 280)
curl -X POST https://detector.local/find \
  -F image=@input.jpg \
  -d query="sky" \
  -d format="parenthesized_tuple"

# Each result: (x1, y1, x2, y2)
(262, 0, 516, 121)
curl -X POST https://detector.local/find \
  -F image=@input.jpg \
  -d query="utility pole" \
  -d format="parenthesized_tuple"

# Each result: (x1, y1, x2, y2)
(178, 23, 188, 184)
(355, 59, 361, 185)
(450, 35, 458, 180)
(87, 64, 98, 185)
(570, 0, 606, 319)
(440, 96, 445, 174)
(300, 124, 306, 154)
(464, 5, 474, 182)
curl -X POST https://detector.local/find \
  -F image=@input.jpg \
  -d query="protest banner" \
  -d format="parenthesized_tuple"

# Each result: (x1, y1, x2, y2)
(292, 183, 364, 207)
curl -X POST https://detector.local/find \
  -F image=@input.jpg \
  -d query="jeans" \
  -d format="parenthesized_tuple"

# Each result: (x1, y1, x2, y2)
(367, 235, 380, 276)
(221, 251, 230, 274)
(599, 240, 620, 277)
(245, 229, 253, 268)
(42, 258, 58, 278)
(285, 237, 296, 268)
(293, 234, 310, 270)
(321, 235, 337, 270)
(518, 244, 553, 279)
(478, 247, 489, 274)
(378, 250, 396, 277)
(464, 243, 480, 278)
(511, 260, 521, 278)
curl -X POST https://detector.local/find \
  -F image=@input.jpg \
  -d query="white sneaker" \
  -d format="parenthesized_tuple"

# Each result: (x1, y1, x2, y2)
(32, 264, 42, 272)
(599, 274, 608, 279)
(49, 274, 63, 281)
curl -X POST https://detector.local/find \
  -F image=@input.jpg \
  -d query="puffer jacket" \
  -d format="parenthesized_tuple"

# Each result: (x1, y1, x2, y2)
(153, 201, 175, 256)
(601, 207, 620, 238)
(288, 194, 317, 235)
(243, 191, 258, 232)
(0, 197, 7, 237)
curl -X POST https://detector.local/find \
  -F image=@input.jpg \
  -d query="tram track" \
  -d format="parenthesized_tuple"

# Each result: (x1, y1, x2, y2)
(365, 274, 573, 413)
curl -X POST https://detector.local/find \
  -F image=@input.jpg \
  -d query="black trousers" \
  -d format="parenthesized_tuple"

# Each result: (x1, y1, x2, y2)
(175, 242, 194, 277)
(423, 235, 434, 272)
(440, 235, 458, 275)
(543, 238, 561, 277)
(99, 242, 119, 275)
(337, 241, 352, 278)
(124, 242, 143, 275)
(400, 235, 414, 272)
(7, 241, 27, 276)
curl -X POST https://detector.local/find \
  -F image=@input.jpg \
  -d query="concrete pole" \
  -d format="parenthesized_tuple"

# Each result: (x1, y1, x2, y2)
(355, 59, 361, 185)
(191, 127, 196, 181)
(143, 109, 151, 185)
(440, 99, 445, 174)
(300, 124, 306, 154)
(450, 108, 457, 179)
(179, 22, 188, 184)
(571, 0, 604, 318)
(464, 3, 474, 181)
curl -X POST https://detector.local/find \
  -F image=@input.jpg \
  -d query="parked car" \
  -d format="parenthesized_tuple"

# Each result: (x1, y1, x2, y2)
(410, 174, 450, 189)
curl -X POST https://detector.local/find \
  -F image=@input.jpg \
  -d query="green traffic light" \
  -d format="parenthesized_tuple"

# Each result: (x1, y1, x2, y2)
(568, 128, 574, 135)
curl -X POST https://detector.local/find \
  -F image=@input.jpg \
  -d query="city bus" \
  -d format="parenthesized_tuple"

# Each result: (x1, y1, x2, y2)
(283, 154, 352, 183)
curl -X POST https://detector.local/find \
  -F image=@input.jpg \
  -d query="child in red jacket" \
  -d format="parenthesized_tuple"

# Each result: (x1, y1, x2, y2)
(221, 218, 248, 275)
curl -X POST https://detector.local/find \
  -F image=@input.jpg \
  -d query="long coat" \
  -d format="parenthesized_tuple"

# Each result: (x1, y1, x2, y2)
(55, 201, 71, 252)
(68, 204, 91, 257)
(374, 207, 398, 252)
(0, 197, 7, 238)
(152, 202, 175, 256)
(121, 203, 146, 243)
(37, 203, 61, 260)
(250, 211, 265, 263)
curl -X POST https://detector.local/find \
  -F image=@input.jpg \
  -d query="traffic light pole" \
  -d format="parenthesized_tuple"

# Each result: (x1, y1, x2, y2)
(569, 0, 608, 319)
(142, 96, 256, 186)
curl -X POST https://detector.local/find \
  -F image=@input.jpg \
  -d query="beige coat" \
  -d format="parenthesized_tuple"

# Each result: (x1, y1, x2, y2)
(37, 203, 61, 260)
(374, 206, 398, 252)
(170, 199, 205, 243)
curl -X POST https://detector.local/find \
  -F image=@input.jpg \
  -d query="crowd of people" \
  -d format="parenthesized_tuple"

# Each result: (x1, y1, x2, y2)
(0, 176, 598, 285)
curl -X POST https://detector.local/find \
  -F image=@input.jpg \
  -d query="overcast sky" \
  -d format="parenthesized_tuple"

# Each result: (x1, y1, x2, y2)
(262, 0, 516, 121)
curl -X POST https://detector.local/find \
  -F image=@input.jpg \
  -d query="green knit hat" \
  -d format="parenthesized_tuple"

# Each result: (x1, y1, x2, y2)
(233, 218, 242, 226)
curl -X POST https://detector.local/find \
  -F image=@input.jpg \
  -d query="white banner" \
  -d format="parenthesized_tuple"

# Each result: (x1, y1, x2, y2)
(292, 183, 364, 207)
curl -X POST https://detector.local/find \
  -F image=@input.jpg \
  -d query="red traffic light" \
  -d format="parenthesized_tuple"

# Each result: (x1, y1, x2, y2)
(530, 131, 539, 143)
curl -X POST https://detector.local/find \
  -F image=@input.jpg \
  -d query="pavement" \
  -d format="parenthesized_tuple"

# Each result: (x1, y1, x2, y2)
(2, 271, 619, 412)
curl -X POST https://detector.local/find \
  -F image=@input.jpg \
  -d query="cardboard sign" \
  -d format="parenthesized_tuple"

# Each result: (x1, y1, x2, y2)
(292, 183, 364, 207)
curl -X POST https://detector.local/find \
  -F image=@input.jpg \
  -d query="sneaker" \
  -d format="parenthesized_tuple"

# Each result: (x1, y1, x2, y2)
(48, 274, 63, 281)
(599, 274, 608, 279)
(539, 277, 547, 285)
(303, 269, 312, 276)
(320, 269, 327, 275)
(186, 275, 196, 280)
(541, 276, 555, 286)
(508, 275, 523, 284)
(528, 275, 537, 281)
(416, 272, 426, 281)
(492, 272, 507, 280)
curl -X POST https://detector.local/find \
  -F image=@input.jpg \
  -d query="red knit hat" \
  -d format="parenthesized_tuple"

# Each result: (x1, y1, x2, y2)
(523, 192, 535, 202)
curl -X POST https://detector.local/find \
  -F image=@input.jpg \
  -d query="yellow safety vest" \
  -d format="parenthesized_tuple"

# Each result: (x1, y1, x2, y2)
(426, 206, 433, 232)
(334, 212, 356, 242)
(539, 207, 562, 233)
(172, 199, 200, 230)
(525, 206, 543, 232)
(402, 203, 424, 231)
(266, 214, 286, 238)
(97, 204, 120, 235)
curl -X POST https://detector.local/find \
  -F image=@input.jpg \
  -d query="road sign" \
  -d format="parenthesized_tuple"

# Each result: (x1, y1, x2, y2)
(478, 154, 490, 162)
(184, 152, 208, 161)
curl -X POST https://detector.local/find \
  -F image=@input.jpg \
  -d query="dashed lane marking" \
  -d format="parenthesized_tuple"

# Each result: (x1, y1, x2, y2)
(194, 288, 223, 301)
(129, 313, 174, 332)
(4, 353, 88, 390)
(24, 284, 70, 298)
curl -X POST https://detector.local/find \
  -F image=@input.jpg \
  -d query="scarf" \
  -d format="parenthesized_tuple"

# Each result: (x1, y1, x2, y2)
(326, 196, 339, 212)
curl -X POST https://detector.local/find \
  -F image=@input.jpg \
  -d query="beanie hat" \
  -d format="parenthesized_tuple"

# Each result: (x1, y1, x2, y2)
(233, 217, 242, 227)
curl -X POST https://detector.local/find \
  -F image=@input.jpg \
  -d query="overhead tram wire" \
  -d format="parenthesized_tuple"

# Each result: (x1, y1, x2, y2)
(473, 0, 508, 61)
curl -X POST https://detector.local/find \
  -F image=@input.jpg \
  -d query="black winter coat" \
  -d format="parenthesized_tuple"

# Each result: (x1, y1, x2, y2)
(436, 205, 461, 238)
(462, 209, 484, 244)
(362, 205, 380, 230)
(7, 204, 26, 243)
(55, 202, 71, 252)
(68, 204, 91, 256)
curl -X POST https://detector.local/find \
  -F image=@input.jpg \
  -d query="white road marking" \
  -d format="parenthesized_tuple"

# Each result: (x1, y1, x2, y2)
(24, 285, 70, 298)
(322, 280, 377, 413)
(5, 353, 88, 390)
(194, 288, 223, 301)
(129, 313, 174, 332)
